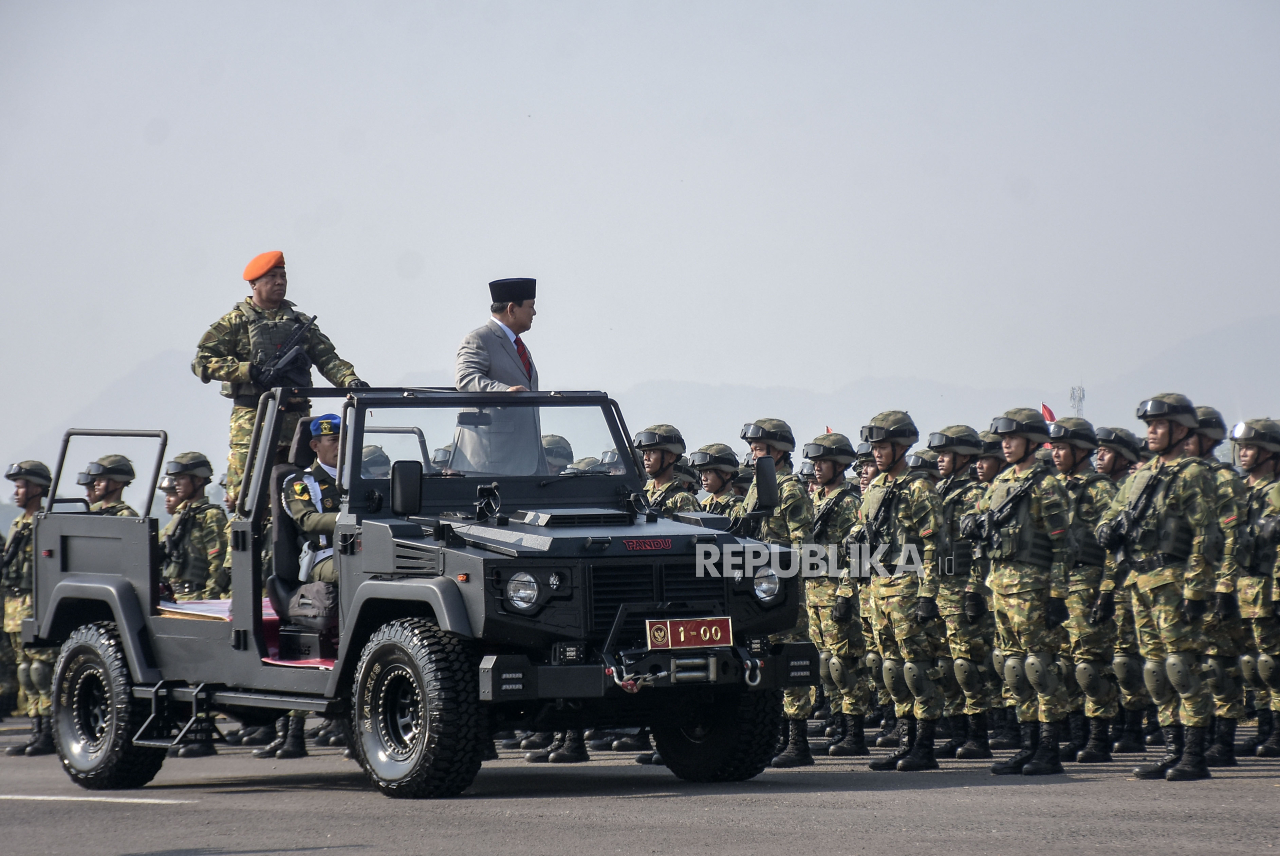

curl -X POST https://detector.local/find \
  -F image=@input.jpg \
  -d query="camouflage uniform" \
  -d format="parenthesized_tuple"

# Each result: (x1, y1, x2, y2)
(645, 479, 699, 517)
(160, 499, 229, 600)
(811, 482, 866, 716)
(283, 463, 342, 584)
(192, 298, 362, 502)
(1198, 458, 1248, 724)
(90, 499, 139, 517)
(2, 514, 58, 718)
(1238, 472, 1280, 735)
(702, 492, 742, 517)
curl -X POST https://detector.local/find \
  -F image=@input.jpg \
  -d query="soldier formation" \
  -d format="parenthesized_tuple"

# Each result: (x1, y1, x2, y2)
(2, 250, 1278, 786)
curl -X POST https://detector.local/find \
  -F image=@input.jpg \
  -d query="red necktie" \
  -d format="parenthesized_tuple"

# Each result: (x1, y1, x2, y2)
(514, 336, 533, 379)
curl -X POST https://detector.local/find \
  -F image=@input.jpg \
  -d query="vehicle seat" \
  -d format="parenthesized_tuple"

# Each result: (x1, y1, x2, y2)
(265, 419, 315, 621)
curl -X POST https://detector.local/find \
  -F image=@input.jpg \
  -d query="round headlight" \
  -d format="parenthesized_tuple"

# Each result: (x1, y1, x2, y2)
(753, 568, 780, 601)
(506, 572, 539, 610)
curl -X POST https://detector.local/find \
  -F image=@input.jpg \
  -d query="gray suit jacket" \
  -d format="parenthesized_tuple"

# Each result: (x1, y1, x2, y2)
(455, 319, 538, 392)
(451, 319, 543, 474)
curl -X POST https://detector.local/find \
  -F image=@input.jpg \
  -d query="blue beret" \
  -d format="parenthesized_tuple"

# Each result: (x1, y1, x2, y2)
(311, 413, 342, 436)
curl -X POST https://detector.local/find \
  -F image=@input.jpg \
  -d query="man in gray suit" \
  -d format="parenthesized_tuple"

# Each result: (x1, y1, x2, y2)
(451, 278, 544, 475)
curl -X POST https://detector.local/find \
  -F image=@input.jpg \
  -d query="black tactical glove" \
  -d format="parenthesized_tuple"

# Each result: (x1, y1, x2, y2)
(248, 363, 271, 388)
(832, 595, 854, 624)
(1045, 596, 1069, 629)
(1212, 591, 1239, 621)
(958, 513, 980, 541)
(1095, 521, 1117, 551)
(347, 379, 371, 389)
(1259, 516, 1280, 546)
(962, 591, 987, 625)
(1179, 597, 1208, 624)
(915, 595, 940, 623)
(1089, 590, 1115, 626)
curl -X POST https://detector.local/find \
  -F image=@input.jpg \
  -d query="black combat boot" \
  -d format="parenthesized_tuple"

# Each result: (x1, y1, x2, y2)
(1238, 709, 1271, 755)
(1059, 710, 1088, 761)
(1165, 725, 1212, 780)
(548, 728, 590, 763)
(865, 702, 883, 731)
(822, 709, 847, 741)
(1076, 716, 1112, 763)
(869, 716, 916, 770)
(1112, 707, 1146, 753)
(253, 716, 289, 758)
(520, 731, 555, 751)
(935, 714, 968, 759)
(990, 721, 1039, 775)
(1134, 725, 1183, 779)
(874, 708, 900, 747)
(0, 691, 16, 722)
(896, 718, 939, 771)
(501, 731, 529, 750)
(178, 738, 217, 758)
(275, 713, 308, 759)
(612, 728, 652, 752)
(1144, 705, 1163, 745)
(827, 713, 870, 756)
(24, 715, 56, 757)
(5, 716, 42, 756)
(1257, 719, 1280, 757)
(1203, 717, 1237, 767)
(956, 711, 992, 759)
(1022, 721, 1065, 775)
(772, 718, 815, 768)
(989, 707, 1021, 750)
(525, 731, 565, 763)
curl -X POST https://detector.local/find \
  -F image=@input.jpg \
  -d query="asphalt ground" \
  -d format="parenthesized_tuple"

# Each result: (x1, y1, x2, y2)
(1, 716, 1277, 856)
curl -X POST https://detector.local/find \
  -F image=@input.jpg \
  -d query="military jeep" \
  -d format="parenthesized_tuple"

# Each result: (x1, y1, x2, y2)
(27, 387, 817, 797)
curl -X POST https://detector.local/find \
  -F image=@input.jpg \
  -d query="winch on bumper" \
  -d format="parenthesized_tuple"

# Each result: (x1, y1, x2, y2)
(478, 641, 819, 702)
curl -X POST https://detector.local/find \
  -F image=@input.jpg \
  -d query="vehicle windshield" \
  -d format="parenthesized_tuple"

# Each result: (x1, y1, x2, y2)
(360, 402, 633, 479)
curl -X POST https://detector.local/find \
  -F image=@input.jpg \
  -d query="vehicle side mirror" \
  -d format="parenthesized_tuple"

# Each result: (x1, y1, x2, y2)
(754, 454, 779, 510)
(390, 460, 423, 516)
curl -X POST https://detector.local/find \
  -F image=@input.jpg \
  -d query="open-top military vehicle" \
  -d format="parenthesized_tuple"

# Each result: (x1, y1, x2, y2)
(27, 387, 817, 797)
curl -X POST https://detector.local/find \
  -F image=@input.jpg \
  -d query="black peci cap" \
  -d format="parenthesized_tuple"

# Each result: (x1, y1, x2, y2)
(489, 278, 536, 303)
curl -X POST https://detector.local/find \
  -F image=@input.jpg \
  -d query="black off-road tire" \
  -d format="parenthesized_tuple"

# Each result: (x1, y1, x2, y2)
(52, 622, 166, 789)
(348, 619, 482, 798)
(653, 689, 783, 782)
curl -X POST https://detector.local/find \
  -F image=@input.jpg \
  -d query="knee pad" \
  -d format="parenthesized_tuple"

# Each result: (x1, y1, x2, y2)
(1259, 653, 1280, 691)
(829, 656, 850, 693)
(903, 660, 935, 699)
(1003, 656, 1034, 702)
(15, 661, 33, 693)
(28, 659, 53, 692)
(1164, 652, 1202, 699)
(1143, 658, 1175, 705)
(882, 658, 912, 704)
(865, 651, 884, 687)
(818, 650, 834, 688)
(1075, 660, 1108, 699)
(991, 648, 1007, 685)
(1112, 655, 1145, 695)
(1025, 651, 1060, 697)
(935, 656, 961, 699)
(1059, 657, 1080, 695)
(1205, 656, 1242, 701)
(1241, 653, 1263, 690)
(954, 657, 983, 697)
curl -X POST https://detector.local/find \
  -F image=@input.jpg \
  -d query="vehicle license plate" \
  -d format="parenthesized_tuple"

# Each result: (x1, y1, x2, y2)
(646, 617, 733, 650)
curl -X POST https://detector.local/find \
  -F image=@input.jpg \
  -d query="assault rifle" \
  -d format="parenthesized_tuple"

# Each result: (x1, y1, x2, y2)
(967, 476, 1037, 558)
(253, 314, 317, 389)
(1099, 469, 1160, 586)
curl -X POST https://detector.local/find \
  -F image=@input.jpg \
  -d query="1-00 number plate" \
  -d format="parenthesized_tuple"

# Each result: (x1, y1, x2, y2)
(645, 617, 733, 650)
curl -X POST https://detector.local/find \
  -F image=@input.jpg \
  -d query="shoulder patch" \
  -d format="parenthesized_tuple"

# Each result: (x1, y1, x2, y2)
(292, 480, 310, 500)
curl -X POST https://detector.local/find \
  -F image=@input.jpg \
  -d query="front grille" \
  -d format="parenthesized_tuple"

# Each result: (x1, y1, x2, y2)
(660, 563, 726, 604)
(590, 564, 656, 636)
(589, 562, 727, 646)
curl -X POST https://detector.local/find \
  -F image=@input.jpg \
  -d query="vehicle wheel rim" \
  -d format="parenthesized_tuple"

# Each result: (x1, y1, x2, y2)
(71, 666, 110, 753)
(376, 664, 422, 761)
(679, 724, 714, 744)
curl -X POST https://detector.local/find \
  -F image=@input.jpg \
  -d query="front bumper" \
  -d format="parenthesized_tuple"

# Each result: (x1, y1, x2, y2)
(479, 641, 819, 701)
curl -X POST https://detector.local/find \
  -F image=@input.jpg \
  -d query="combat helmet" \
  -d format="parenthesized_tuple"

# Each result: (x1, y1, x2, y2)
(1136, 393, 1197, 428)
(733, 461, 755, 491)
(797, 460, 816, 485)
(1230, 418, 1280, 453)
(1193, 406, 1227, 441)
(741, 418, 795, 452)
(5, 460, 51, 488)
(635, 425, 686, 455)
(927, 425, 982, 456)
(362, 445, 392, 478)
(673, 456, 700, 488)
(689, 443, 738, 473)
(166, 451, 214, 480)
(1096, 427, 1141, 462)
(542, 434, 574, 469)
(431, 445, 453, 468)
(567, 456, 603, 472)
(87, 454, 135, 484)
(855, 442, 874, 462)
(76, 470, 94, 487)
(803, 432, 856, 465)
(158, 474, 178, 495)
(990, 408, 1051, 444)
(977, 431, 1004, 460)
(906, 448, 939, 476)
(1047, 417, 1098, 451)
(860, 411, 918, 446)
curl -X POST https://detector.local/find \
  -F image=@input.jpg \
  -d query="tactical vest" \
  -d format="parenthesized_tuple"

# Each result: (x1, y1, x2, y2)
(224, 302, 314, 405)
(938, 476, 976, 576)
(1123, 460, 1195, 561)
(812, 484, 855, 546)
(648, 481, 685, 517)
(986, 468, 1054, 568)
(1, 518, 36, 593)
(703, 494, 741, 517)
(861, 472, 926, 565)
(163, 501, 217, 585)
(1239, 476, 1278, 577)
(1063, 471, 1110, 568)
(1200, 460, 1236, 564)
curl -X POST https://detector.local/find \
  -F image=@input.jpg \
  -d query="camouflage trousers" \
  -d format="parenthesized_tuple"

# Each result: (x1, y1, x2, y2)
(938, 611, 999, 716)
(1131, 582, 1210, 728)
(1202, 610, 1249, 720)
(991, 589, 1075, 724)
(805, 580, 868, 716)
(1058, 587, 1119, 719)
(1113, 582, 1152, 712)
(0, 628, 16, 696)
(225, 405, 307, 503)
(1244, 615, 1280, 713)
(868, 586, 944, 721)
(860, 586, 889, 709)
(772, 586, 811, 720)
(8, 632, 57, 717)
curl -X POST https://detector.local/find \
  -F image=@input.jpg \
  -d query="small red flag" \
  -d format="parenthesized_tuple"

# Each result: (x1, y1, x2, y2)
(826, 425, 832, 434)
(1041, 403, 1056, 422)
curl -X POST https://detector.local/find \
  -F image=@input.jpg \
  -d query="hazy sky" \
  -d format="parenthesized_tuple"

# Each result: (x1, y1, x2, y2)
(2, 3, 1278, 465)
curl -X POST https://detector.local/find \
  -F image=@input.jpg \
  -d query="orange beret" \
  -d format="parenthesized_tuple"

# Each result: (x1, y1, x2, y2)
(243, 250, 285, 282)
